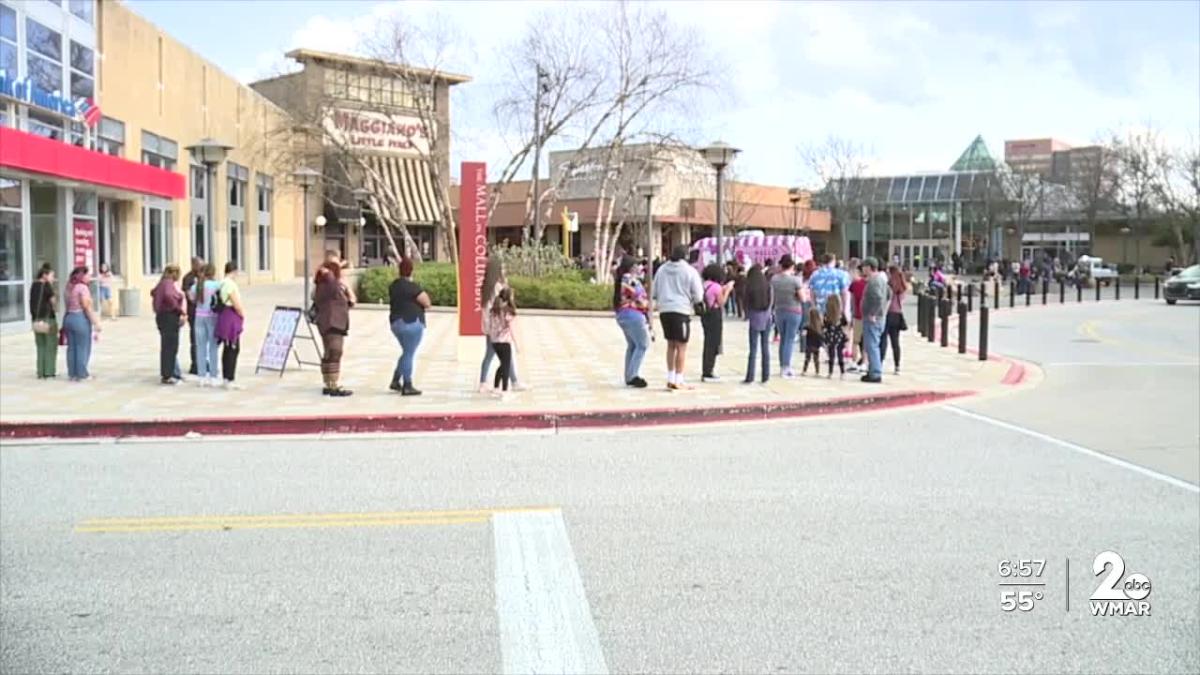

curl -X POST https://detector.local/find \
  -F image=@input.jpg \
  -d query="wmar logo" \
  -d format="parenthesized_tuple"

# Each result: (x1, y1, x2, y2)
(1089, 551, 1152, 617)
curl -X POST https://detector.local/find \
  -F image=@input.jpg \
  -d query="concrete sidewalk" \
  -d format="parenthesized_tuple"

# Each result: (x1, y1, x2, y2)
(0, 281, 1018, 436)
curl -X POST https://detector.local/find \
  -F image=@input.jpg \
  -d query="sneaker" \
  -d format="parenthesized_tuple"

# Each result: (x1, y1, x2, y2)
(667, 382, 680, 391)
(401, 385, 422, 397)
(742, 377, 754, 384)
(847, 363, 860, 373)
(389, 381, 404, 392)
(223, 380, 244, 391)
(676, 380, 695, 390)
(627, 378, 648, 389)
(512, 382, 530, 392)
(702, 374, 721, 383)
(860, 374, 882, 383)
(327, 387, 353, 397)
(160, 377, 177, 386)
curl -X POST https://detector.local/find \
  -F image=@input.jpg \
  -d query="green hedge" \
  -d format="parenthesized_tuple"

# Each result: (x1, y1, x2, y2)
(356, 262, 609, 310)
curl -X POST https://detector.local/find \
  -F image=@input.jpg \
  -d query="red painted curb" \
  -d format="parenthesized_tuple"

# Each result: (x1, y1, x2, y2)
(0, 390, 973, 441)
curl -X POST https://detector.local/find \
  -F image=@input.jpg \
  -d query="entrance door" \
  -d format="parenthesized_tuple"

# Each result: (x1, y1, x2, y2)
(98, 200, 120, 274)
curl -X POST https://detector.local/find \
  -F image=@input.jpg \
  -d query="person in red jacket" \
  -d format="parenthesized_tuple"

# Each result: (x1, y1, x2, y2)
(847, 264, 868, 372)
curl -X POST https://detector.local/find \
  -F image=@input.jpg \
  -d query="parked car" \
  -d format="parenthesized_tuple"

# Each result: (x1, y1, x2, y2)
(1163, 264, 1200, 305)
(1076, 255, 1118, 286)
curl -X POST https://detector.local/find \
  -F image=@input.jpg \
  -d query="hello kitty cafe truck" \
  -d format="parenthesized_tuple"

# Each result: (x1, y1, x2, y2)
(690, 232, 814, 269)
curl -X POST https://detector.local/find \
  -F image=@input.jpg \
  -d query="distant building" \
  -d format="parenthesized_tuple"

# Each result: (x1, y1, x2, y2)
(450, 143, 831, 260)
(252, 49, 470, 263)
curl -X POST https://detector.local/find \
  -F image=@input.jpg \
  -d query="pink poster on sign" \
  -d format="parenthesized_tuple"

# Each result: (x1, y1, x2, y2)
(73, 219, 96, 269)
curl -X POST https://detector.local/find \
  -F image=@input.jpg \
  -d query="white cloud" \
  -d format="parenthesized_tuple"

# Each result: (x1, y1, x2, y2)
(229, 0, 1199, 186)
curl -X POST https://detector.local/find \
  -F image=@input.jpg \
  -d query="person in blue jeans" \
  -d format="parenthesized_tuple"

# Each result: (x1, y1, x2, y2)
(62, 266, 102, 381)
(769, 255, 805, 378)
(859, 257, 890, 383)
(388, 258, 432, 396)
(742, 264, 773, 383)
(613, 256, 650, 387)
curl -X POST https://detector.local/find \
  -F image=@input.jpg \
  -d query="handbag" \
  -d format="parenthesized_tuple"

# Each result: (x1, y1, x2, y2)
(31, 283, 51, 334)
(898, 314, 908, 331)
(58, 327, 68, 346)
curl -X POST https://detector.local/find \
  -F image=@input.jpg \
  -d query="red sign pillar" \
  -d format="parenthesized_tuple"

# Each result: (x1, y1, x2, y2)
(457, 162, 487, 337)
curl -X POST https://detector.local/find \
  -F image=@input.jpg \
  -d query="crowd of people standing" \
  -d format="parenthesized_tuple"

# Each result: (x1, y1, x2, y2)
(615, 247, 910, 390)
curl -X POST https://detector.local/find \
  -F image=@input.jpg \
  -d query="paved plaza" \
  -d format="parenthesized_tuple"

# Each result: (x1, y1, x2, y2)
(0, 281, 1015, 426)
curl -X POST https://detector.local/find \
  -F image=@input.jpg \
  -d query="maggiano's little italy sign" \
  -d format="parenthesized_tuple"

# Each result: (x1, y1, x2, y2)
(323, 108, 434, 156)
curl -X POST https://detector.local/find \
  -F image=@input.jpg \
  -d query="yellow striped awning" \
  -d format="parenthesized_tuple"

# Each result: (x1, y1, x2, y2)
(364, 155, 440, 224)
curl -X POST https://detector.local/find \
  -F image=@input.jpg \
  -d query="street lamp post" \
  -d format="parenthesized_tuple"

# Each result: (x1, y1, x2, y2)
(637, 180, 662, 332)
(352, 187, 370, 261)
(701, 141, 741, 265)
(787, 187, 802, 236)
(292, 167, 321, 306)
(1120, 226, 1131, 266)
(185, 138, 233, 263)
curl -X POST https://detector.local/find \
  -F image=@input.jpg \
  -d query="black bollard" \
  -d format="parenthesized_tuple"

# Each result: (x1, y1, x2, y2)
(956, 283, 962, 305)
(968, 283, 974, 313)
(940, 299, 950, 348)
(1135, 276, 1140, 300)
(1155, 275, 1160, 299)
(1095, 279, 1101, 302)
(957, 302, 967, 354)
(1115, 276, 1121, 300)
(1025, 284, 1031, 307)
(1077, 282, 1083, 303)
(993, 279, 1000, 309)
(1010, 281, 1015, 308)
(978, 306, 989, 361)
(917, 294, 926, 338)
(1059, 280, 1065, 304)
(927, 295, 936, 343)
(1042, 279, 1048, 305)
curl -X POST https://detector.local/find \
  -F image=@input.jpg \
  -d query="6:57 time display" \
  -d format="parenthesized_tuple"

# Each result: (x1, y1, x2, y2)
(998, 559, 1046, 577)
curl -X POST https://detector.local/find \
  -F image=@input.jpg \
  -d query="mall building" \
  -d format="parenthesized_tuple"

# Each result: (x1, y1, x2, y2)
(0, 0, 302, 334)
(251, 49, 469, 264)
(826, 136, 1168, 270)
(451, 143, 832, 260)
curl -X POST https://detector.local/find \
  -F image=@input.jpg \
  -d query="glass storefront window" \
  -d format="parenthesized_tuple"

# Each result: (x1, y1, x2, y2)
(904, 177, 923, 202)
(143, 203, 172, 275)
(0, 176, 24, 324)
(26, 18, 62, 62)
(70, 41, 92, 75)
(27, 52, 62, 94)
(0, 5, 16, 42)
(69, 0, 94, 24)
(70, 72, 93, 100)
(72, 190, 97, 216)
(27, 111, 63, 140)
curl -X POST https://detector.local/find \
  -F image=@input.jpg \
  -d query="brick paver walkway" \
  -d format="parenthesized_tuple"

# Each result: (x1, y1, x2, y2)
(0, 281, 1013, 424)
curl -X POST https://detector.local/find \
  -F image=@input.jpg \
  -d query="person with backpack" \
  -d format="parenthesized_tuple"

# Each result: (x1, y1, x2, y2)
(742, 264, 773, 384)
(189, 263, 220, 386)
(700, 263, 735, 382)
(215, 262, 247, 390)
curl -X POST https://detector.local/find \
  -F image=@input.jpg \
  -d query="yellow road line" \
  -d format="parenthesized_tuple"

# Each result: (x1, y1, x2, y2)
(79, 505, 557, 527)
(76, 516, 489, 534)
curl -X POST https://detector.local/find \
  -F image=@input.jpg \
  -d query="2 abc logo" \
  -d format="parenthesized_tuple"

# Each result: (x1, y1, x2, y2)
(1089, 551, 1152, 617)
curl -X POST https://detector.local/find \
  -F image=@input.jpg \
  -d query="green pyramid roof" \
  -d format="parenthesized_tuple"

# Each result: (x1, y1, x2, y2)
(950, 135, 998, 171)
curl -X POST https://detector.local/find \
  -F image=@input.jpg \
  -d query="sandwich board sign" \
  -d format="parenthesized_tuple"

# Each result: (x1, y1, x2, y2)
(255, 306, 320, 376)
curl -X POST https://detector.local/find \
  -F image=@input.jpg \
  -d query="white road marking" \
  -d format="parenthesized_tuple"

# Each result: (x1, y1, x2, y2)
(1044, 362, 1200, 367)
(944, 406, 1199, 494)
(493, 509, 607, 675)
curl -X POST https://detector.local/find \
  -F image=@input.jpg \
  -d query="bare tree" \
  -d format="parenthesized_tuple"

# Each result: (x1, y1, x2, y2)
(1110, 127, 1170, 269)
(1066, 139, 1120, 255)
(1152, 137, 1200, 266)
(998, 165, 1047, 261)
(493, 0, 717, 252)
(799, 136, 873, 255)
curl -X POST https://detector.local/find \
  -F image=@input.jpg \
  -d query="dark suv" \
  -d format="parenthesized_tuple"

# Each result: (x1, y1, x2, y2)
(1164, 265, 1200, 304)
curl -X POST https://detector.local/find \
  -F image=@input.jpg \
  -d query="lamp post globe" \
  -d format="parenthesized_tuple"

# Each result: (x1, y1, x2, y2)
(700, 141, 741, 265)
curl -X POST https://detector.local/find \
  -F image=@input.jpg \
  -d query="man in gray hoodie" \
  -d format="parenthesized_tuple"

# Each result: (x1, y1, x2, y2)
(653, 245, 704, 390)
(859, 257, 890, 383)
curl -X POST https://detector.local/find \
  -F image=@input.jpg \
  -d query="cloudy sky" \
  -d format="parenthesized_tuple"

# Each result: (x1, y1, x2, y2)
(127, 0, 1199, 185)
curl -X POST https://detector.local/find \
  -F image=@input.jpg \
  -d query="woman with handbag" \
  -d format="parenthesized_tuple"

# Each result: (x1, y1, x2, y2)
(62, 265, 101, 381)
(879, 264, 908, 375)
(29, 263, 58, 378)
(313, 261, 353, 396)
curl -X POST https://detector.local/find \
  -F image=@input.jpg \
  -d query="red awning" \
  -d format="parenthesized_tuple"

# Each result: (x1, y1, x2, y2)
(0, 126, 185, 199)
